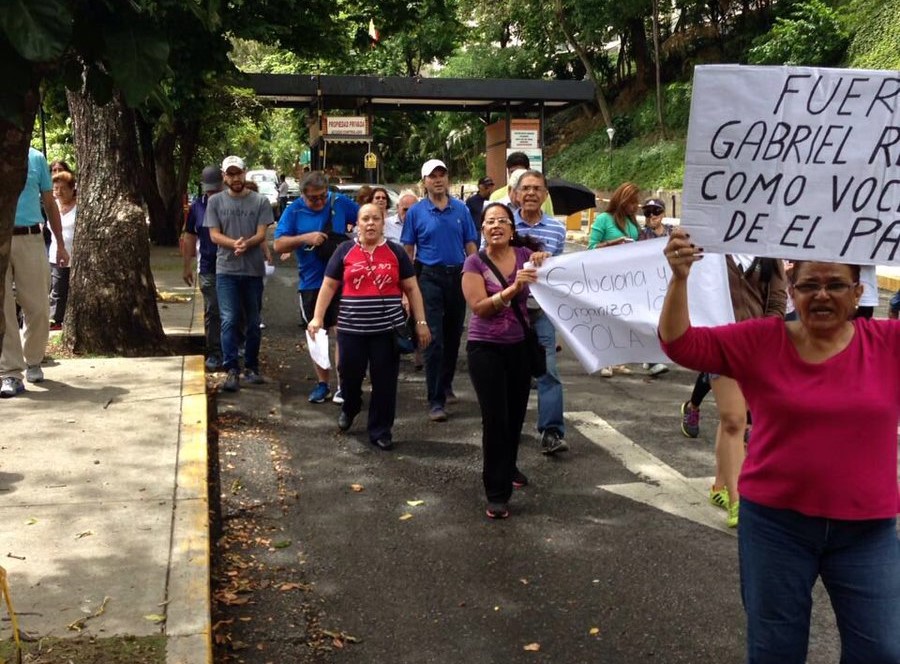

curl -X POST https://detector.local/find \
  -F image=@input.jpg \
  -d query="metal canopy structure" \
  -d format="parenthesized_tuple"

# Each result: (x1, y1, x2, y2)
(246, 73, 595, 114)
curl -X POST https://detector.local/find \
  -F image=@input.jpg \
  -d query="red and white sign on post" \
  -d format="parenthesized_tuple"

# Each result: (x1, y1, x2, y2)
(323, 116, 369, 135)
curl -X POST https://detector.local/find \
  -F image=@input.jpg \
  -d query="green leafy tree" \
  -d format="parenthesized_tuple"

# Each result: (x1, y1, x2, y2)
(748, 0, 849, 66)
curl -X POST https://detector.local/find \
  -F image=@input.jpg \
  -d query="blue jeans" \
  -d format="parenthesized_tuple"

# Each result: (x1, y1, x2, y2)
(531, 310, 564, 436)
(418, 265, 466, 409)
(199, 272, 221, 360)
(216, 274, 263, 372)
(739, 499, 900, 664)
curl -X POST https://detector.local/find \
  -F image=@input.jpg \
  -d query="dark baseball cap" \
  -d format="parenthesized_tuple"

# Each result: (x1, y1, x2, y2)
(478, 176, 494, 187)
(642, 198, 665, 213)
(201, 166, 223, 192)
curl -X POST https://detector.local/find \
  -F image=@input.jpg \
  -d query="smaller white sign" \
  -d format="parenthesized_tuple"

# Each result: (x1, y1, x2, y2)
(324, 116, 368, 135)
(510, 129, 539, 149)
(529, 238, 734, 373)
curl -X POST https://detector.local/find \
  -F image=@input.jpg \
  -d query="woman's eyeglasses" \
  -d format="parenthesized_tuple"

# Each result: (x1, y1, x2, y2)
(793, 282, 857, 295)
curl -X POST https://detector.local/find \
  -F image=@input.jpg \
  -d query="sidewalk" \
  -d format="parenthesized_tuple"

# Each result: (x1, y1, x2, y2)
(0, 247, 210, 664)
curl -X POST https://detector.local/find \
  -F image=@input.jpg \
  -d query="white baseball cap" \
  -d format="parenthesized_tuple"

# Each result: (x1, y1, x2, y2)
(508, 168, 528, 190)
(420, 159, 447, 178)
(221, 155, 246, 172)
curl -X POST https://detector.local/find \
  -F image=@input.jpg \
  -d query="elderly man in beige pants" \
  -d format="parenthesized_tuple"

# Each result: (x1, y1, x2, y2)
(1, 147, 68, 398)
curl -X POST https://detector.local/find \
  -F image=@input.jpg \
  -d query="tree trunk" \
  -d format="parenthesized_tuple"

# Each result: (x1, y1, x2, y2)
(65, 86, 166, 355)
(0, 85, 40, 349)
(652, 0, 667, 138)
(553, 0, 613, 128)
(628, 17, 651, 90)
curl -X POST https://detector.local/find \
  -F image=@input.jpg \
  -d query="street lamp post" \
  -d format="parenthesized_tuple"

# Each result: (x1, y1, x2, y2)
(606, 126, 615, 173)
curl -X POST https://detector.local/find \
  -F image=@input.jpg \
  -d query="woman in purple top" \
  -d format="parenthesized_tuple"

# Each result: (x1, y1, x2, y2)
(462, 203, 551, 519)
(658, 228, 899, 664)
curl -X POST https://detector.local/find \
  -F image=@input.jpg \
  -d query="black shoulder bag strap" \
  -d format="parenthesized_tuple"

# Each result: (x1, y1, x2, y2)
(478, 250, 531, 334)
(321, 193, 336, 234)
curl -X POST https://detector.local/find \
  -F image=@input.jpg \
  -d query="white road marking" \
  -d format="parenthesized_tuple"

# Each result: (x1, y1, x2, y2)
(568, 411, 734, 534)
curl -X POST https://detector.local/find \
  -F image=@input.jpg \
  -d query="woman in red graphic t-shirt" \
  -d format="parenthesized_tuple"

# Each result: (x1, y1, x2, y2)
(308, 203, 430, 451)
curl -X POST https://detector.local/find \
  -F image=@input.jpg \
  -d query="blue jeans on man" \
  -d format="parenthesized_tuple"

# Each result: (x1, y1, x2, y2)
(531, 310, 565, 438)
(739, 499, 900, 664)
(418, 265, 466, 412)
(216, 274, 263, 372)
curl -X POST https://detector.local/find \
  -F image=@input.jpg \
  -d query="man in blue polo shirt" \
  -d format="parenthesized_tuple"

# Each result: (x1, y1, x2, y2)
(1, 147, 69, 398)
(274, 171, 358, 404)
(402, 159, 478, 422)
(512, 170, 569, 455)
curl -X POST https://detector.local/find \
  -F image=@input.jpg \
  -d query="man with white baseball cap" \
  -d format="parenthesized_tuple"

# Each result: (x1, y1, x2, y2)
(401, 159, 478, 422)
(204, 155, 273, 392)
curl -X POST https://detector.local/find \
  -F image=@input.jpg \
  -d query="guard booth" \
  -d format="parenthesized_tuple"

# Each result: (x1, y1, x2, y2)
(248, 73, 595, 213)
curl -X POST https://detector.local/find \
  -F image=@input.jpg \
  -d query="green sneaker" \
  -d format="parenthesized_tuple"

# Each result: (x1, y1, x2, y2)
(709, 485, 729, 511)
(727, 500, 740, 528)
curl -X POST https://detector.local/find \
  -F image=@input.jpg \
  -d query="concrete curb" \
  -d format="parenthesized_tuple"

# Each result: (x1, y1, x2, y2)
(165, 355, 212, 664)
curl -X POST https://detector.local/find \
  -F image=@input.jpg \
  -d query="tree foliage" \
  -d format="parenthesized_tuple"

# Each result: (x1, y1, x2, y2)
(747, 0, 848, 66)
(844, 0, 900, 70)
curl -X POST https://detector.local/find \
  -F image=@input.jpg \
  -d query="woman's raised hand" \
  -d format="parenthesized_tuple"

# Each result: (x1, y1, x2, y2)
(664, 228, 703, 279)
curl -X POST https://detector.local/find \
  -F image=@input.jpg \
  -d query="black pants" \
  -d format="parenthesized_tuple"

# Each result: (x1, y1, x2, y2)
(338, 331, 400, 443)
(467, 340, 532, 503)
(49, 264, 70, 324)
(419, 264, 466, 409)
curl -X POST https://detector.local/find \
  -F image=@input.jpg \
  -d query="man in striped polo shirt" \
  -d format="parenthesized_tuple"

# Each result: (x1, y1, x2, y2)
(512, 170, 569, 455)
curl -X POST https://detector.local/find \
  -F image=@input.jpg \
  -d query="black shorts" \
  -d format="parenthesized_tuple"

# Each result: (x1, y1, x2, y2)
(299, 288, 340, 329)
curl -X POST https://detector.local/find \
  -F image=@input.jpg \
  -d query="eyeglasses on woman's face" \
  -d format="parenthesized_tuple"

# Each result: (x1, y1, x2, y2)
(482, 215, 512, 227)
(792, 281, 857, 296)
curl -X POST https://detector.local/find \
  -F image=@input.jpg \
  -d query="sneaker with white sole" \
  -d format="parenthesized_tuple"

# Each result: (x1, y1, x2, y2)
(25, 365, 44, 383)
(332, 387, 344, 405)
(600, 367, 613, 378)
(308, 382, 331, 403)
(648, 363, 669, 376)
(0, 377, 25, 398)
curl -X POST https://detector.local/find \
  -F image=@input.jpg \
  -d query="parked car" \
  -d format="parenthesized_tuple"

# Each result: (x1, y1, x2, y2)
(246, 169, 277, 185)
(256, 180, 279, 212)
(329, 183, 400, 212)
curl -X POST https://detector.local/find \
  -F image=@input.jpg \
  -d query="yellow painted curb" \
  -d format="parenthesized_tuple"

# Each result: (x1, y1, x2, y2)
(168, 354, 212, 664)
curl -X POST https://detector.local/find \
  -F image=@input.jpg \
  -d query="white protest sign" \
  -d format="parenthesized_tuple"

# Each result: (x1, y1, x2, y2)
(530, 238, 734, 374)
(682, 65, 900, 265)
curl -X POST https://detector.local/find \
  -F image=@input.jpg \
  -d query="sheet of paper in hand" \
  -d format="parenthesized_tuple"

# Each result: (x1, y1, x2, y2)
(682, 65, 900, 266)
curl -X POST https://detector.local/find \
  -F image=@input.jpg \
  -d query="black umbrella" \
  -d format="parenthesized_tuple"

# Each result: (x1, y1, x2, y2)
(546, 178, 597, 216)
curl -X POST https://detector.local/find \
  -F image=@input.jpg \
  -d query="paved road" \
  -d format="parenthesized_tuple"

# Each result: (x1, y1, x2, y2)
(210, 248, 896, 663)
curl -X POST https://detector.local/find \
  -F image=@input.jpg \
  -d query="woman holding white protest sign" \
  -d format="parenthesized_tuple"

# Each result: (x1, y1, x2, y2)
(659, 228, 899, 664)
(588, 181, 641, 377)
(462, 202, 551, 519)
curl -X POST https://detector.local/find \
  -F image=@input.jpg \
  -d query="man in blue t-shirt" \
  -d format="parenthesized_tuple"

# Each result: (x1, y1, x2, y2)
(273, 171, 358, 404)
(182, 165, 224, 371)
(1, 148, 69, 398)
(401, 159, 478, 422)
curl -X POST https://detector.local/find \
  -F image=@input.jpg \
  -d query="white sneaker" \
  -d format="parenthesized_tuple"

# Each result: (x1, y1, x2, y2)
(25, 365, 44, 383)
(648, 363, 669, 376)
(599, 367, 613, 378)
(0, 377, 25, 398)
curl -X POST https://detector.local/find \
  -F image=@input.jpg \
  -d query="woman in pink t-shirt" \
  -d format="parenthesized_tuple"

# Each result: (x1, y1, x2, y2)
(658, 228, 899, 664)
(462, 203, 550, 520)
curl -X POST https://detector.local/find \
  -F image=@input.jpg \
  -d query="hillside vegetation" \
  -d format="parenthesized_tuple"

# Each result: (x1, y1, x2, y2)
(545, 0, 899, 194)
